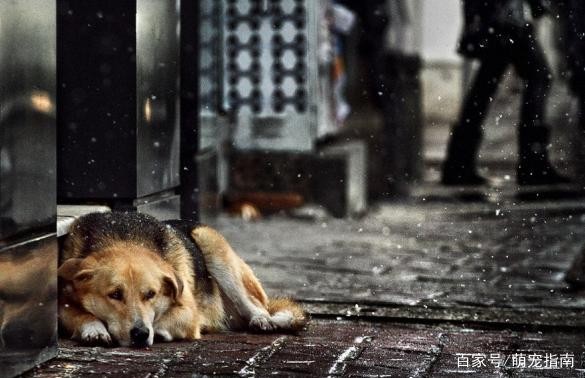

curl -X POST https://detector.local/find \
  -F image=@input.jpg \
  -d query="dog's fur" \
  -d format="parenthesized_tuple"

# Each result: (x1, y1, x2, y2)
(58, 212, 307, 347)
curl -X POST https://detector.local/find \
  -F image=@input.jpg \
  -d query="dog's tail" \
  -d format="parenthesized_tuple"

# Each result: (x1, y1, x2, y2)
(267, 297, 309, 332)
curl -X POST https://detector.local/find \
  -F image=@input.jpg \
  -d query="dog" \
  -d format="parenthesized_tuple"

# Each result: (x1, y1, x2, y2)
(58, 212, 307, 347)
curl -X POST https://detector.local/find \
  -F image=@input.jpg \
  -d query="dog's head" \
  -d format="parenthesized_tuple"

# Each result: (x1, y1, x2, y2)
(58, 243, 183, 347)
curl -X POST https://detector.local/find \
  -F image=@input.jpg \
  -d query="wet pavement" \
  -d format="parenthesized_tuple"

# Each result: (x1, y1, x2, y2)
(27, 190, 585, 377)
(216, 197, 585, 318)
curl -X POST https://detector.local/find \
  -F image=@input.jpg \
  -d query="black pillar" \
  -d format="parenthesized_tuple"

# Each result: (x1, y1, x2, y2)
(180, 0, 201, 221)
(57, 0, 181, 220)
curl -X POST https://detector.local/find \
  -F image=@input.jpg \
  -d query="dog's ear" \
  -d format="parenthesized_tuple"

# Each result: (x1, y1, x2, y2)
(162, 272, 183, 301)
(58, 258, 94, 282)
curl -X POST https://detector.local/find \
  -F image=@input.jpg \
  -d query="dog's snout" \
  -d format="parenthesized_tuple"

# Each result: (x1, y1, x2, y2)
(130, 326, 150, 347)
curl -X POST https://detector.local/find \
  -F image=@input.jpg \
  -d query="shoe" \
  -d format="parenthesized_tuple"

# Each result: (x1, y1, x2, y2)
(442, 125, 486, 186)
(517, 125, 572, 186)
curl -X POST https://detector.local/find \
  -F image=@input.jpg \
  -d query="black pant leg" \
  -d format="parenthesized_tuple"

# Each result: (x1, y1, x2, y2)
(457, 56, 509, 131)
(578, 93, 585, 131)
(510, 31, 552, 128)
(442, 55, 508, 184)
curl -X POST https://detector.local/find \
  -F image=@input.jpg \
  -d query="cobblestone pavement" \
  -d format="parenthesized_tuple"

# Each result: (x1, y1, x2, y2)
(214, 196, 585, 323)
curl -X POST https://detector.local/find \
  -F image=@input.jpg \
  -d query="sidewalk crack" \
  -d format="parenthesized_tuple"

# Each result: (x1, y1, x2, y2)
(412, 332, 449, 378)
(327, 335, 373, 377)
(238, 335, 287, 377)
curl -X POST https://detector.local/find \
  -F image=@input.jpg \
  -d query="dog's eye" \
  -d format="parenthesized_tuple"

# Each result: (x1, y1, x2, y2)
(144, 290, 156, 300)
(108, 289, 123, 301)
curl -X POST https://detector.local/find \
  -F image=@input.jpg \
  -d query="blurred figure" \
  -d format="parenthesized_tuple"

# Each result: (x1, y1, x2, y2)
(443, 0, 571, 186)
(331, 2, 356, 127)
(337, 0, 389, 108)
(557, 0, 585, 132)
(338, 1, 423, 194)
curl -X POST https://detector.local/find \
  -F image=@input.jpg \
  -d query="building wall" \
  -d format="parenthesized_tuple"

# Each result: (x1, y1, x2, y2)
(419, 0, 463, 124)
(420, 0, 461, 63)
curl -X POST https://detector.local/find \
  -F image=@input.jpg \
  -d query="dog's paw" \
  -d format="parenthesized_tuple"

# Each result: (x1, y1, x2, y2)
(270, 310, 294, 329)
(77, 320, 112, 345)
(154, 329, 173, 342)
(249, 314, 275, 332)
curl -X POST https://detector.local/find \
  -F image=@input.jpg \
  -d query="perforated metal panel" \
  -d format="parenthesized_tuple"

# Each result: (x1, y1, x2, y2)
(200, 0, 222, 115)
(222, 0, 320, 152)
(199, 0, 223, 151)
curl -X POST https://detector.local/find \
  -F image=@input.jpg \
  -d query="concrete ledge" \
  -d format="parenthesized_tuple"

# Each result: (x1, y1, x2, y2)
(229, 140, 368, 218)
(317, 140, 367, 217)
(57, 205, 110, 237)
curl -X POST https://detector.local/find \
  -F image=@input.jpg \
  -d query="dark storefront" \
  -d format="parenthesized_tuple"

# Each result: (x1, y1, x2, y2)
(57, 0, 182, 219)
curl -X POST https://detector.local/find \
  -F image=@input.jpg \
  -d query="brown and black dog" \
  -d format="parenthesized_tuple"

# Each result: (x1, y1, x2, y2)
(58, 212, 307, 347)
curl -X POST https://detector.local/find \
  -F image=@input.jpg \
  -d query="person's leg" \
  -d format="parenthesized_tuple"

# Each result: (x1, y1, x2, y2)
(442, 56, 508, 185)
(579, 92, 585, 134)
(512, 31, 571, 185)
(514, 30, 552, 128)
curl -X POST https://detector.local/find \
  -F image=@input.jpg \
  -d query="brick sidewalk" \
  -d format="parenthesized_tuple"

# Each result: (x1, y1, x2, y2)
(27, 320, 585, 377)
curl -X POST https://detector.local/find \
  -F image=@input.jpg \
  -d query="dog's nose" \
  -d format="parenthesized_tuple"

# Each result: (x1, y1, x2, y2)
(130, 326, 150, 347)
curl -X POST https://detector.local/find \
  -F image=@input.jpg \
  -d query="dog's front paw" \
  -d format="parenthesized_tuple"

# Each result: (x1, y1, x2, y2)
(154, 329, 173, 342)
(249, 314, 275, 332)
(77, 320, 112, 345)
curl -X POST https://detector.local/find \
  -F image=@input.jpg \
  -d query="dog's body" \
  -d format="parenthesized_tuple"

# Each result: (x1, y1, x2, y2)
(58, 212, 306, 347)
